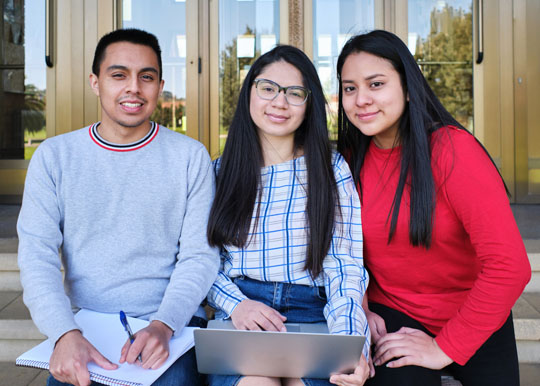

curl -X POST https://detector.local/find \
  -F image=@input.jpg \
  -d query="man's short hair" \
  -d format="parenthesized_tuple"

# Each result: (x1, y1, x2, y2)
(92, 28, 163, 80)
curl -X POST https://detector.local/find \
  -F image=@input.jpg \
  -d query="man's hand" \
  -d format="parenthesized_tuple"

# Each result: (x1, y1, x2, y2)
(49, 330, 118, 386)
(373, 327, 453, 369)
(231, 299, 287, 332)
(329, 354, 370, 386)
(120, 320, 173, 369)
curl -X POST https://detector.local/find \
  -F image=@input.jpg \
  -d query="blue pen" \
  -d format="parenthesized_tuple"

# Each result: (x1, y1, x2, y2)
(119, 310, 143, 363)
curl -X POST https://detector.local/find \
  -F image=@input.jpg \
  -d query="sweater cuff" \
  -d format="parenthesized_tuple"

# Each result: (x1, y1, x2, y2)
(435, 334, 469, 366)
(49, 321, 82, 346)
(150, 309, 191, 334)
(149, 316, 177, 335)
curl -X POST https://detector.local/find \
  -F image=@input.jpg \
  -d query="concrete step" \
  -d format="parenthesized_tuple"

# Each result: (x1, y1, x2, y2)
(0, 253, 21, 291)
(0, 237, 19, 291)
(2, 241, 538, 284)
(514, 292, 540, 364)
(525, 252, 540, 293)
(0, 361, 48, 386)
(0, 291, 45, 362)
(524, 236, 540, 294)
(0, 237, 17, 253)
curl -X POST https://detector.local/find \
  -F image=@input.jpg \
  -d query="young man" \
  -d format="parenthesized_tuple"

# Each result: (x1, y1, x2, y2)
(17, 29, 219, 386)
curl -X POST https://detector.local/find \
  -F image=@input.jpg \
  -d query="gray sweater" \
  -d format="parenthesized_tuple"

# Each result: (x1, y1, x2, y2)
(17, 123, 219, 344)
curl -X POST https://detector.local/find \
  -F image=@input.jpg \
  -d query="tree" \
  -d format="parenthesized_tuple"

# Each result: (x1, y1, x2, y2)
(23, 84, 46, 134)
(219, 26, 257, 132)
(151, 91, 185, 130)
(414, 4, 473, 129)
(220, 39, 240, 131)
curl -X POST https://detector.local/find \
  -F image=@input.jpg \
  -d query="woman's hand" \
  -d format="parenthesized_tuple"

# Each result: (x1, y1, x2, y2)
(365, 308, 387, 344)
(231, 299, 287, 331)
(373, 327, 453, 369)
(329, 354, 370, 386)
(362, 300, 385, 377)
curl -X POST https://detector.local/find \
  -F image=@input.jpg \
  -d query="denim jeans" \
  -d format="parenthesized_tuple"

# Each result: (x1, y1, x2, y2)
(47, 317, 207, 386)
(208, 277, 333, 386)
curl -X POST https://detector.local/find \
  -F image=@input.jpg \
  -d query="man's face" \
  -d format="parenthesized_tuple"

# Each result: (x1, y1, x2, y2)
(89, 42, 164, 133)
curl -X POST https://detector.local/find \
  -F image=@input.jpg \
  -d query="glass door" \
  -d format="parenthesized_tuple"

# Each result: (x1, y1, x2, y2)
(212, 0, 281, 157)
(515, 0, 540, 202)
(311, 0, 376, 139)
(0, 0, 47, 161)
(121, 0, 196, 138)
(408, 0, 474, 131)
(0, 0, 48, 199)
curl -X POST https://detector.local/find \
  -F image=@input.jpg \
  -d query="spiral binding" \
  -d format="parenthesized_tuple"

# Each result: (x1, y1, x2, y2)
(16, 359, 143, 386)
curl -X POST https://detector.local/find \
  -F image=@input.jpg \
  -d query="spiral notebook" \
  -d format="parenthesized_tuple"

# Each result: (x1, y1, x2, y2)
(16, 309, 196, 386)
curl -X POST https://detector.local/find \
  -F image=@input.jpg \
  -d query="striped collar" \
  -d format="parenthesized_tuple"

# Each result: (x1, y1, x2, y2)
(89, 122, 159, 152)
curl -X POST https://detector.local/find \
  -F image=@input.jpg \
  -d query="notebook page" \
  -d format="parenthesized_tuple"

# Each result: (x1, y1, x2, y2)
(16, 309, 196, 386)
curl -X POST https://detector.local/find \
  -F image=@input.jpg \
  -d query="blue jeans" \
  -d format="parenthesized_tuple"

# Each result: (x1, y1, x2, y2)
(208, 277, 333, 386)
(47, 317, 207, 386)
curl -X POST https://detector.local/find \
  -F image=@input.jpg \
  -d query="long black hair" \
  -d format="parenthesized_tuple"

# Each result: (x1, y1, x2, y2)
(337, 30, 503, 248)
(207, 45, 337, 278)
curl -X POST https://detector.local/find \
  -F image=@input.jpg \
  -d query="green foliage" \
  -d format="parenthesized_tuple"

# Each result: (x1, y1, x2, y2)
(25, 145, 38, 160)
(220, 39, 240, 131)
(219, 26, 257, 133)
(414, 4, 473, 129)
(23, 84, 46, 134)
(151, 91, 185, 131)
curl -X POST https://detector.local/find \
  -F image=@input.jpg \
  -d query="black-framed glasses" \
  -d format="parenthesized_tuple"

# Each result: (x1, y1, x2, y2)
(253, 78, 310, 106)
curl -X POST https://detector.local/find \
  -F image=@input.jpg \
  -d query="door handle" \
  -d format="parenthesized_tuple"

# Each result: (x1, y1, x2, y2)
(475, 0, 484, 64)
(45, 0, 54, 67)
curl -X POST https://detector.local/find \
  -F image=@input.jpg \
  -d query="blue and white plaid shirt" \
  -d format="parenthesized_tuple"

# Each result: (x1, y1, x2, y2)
(207, 151, 370, 357)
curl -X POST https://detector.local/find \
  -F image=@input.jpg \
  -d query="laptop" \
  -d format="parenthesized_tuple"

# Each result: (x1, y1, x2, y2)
(194, 320, 366, 379)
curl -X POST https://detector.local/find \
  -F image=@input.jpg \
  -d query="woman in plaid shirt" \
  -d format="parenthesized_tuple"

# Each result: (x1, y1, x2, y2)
(206, 45, 370, 386)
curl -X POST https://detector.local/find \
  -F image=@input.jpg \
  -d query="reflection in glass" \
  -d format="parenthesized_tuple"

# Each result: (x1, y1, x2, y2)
(313, 0, 374, 139)
(408, 0, 473, 130)
(219, 0, 279, 153)
(123, 0, 187, 134)
(0, 0, 46, 160)
(524, 2, 540, 196)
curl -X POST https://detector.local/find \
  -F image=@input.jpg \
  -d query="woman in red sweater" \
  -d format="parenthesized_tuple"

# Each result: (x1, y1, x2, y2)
(336, 30, 531, 386)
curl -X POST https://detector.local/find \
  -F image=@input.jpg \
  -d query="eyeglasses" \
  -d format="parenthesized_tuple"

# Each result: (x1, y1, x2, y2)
(253, 78, 310, 106)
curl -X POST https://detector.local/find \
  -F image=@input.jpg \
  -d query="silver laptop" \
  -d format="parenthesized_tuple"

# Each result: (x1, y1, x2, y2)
(194, 320, 366, 379)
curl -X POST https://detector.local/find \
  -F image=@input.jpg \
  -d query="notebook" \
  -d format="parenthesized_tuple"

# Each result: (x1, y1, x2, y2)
(16, 309, 196, 386)
(194, 320, 365, 379)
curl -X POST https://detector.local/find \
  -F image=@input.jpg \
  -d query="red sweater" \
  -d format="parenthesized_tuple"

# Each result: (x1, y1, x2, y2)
(360, 127, 531, 365)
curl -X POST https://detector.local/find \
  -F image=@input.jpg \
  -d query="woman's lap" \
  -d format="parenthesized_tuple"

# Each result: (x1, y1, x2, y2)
(209, 277, 332, 386)
(208, 374, 333, 386)
(207, 373, 243, 386)
(213, 276, 327, 324)
(365, 303, 519, 386)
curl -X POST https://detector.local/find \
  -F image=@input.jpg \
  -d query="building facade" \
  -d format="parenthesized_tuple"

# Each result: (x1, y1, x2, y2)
(0, 0, 539, 203)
